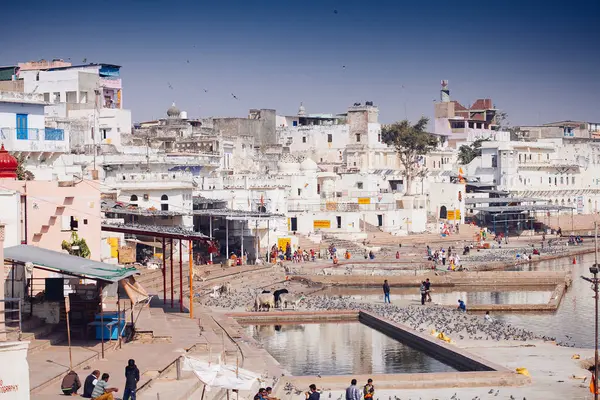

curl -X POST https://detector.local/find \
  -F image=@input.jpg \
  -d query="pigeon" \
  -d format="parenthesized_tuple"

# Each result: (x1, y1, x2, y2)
(232, 93, 239, 100)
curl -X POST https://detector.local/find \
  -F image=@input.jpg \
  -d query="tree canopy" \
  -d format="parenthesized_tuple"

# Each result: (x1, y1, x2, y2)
(381, 116, 439, 195)
(457, 138, 488, 165)
(16, 154, 34, 181)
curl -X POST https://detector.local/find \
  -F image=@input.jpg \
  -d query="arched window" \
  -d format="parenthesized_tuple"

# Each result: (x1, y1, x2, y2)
(130, 194, 138, 202)
(258, 206, 266, 213)
(161, 194, 168, 201)
(161, 194, 169, 211)
(439, 205, 447, 219)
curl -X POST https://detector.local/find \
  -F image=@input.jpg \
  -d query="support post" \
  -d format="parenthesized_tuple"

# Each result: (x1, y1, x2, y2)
(595, 222, 598, 400)
(99, 283, 105, 359)
(65, 296, 72, 370)
(241, 223, 244, 265)
(170, 238, 174, 309)
(117, 291, 122, 349)
(189, 239, 194, 319)
(209, 217, 213, 263)
(179, 239, 183, 313)
(226, 219, 229, 260)
(255, 219, 259, 265)
(176, 356, 182, 380)
(162, 237, 166, 305)
(267, 219, 270, 263)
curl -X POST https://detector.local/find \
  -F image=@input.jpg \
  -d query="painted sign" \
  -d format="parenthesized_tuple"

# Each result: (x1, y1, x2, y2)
(447, 210, 455, 220)
(313, 220, 331, 229)
(358, 197, 371, 205)
(455, 209, 461, 220)
(277, 238, 291, 251)
(577, 196, 584, 214)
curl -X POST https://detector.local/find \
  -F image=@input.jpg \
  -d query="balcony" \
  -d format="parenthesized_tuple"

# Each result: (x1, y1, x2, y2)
(0, 127, 68, 152)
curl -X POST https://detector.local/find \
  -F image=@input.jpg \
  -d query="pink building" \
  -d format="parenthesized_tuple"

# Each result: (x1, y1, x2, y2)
(0, 145, 102, 260)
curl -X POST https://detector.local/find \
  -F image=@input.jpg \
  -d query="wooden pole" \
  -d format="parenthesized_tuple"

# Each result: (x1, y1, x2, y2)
(100, 283, 105, 359)
(65, 296, 72, 370)
(179, 240, 183, 312)
(170, 238, 174, 308)
(117, 292, 122, 349)
(162, 237, 166, 305)
(189, 240, 194, 319)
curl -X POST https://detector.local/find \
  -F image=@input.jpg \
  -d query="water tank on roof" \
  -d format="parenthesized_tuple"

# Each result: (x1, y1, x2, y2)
(180, 111, 188, 119)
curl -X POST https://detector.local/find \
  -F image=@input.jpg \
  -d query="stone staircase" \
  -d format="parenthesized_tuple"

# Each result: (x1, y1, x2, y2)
(7, 316, 66, 355)
(360, 219, 382, 233)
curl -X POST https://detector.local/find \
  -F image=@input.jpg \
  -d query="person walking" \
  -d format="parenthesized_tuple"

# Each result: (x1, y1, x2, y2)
(382, 280, 390, 304)
(363, 378, 375, 400)
(123, 359, 140, 400)
(345, 379, 361, 400)
(424, 278, 432, 302)
(419, 281, 427, 305)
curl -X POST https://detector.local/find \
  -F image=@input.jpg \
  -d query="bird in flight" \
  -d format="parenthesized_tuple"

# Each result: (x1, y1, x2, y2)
(333, 9, 338, 14)
(167, 82, 173, 90)
(82, 58, 87, 63)
(231, 93, 239, 100)
(204, 89, 208, 93)
(186, 60, 190, 63)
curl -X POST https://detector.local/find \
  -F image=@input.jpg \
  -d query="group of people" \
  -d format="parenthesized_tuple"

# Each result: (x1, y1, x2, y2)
(272, 243, 317, 263)
(254, 386, 278, 400)
(303, 379, 375, 400)
(60, 359, 139, 400)
(427, 245, 461, 271)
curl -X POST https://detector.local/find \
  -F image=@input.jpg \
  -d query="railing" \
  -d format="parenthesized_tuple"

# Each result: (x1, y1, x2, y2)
(0, 298, 22, 340)
(288, 202, 398, 212)
(44, 128, 64, 141)
(16, 128, 40, 140)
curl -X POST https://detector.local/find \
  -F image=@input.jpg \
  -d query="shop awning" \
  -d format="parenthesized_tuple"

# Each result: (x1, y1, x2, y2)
(4, 245, 138, 283)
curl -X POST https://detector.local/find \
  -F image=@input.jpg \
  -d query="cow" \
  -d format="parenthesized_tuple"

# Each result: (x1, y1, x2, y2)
(255, 293, 275, 312)
(273, 289, 289, 308)
(278, 294, 305, 310)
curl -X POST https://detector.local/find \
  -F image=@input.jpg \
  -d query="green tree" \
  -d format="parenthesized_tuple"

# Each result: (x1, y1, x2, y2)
(381, 117, 439, 195)
(61, 232, 91, 259)
(15, 154, 35, 181)
(457, 138, 488, 165)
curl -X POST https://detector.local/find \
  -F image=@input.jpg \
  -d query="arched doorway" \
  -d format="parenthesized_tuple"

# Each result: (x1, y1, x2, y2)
(439, 206, 447, 219)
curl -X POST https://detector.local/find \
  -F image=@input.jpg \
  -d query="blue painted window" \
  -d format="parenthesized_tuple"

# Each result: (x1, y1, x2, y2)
(44, 128, 64, 141)
(16, 114, 28, 140)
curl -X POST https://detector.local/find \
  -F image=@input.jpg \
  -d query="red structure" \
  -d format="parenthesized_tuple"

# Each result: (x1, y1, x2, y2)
(0, 144, 18, 179)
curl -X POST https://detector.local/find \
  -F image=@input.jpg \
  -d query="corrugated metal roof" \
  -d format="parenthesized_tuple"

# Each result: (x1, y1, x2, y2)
(464, 197, 545, 205)
(4, 245, 138, 283)
(471, 205, 574, 213)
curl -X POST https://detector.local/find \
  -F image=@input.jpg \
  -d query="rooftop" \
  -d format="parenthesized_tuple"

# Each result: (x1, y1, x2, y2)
(102, 222, 209, 241)
(471, 204, 575, 213)
(4, 245, 137, 283)
(464, 197, 546, 205)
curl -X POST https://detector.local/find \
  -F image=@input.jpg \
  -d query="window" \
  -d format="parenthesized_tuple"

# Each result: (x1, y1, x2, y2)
(547, 154, 550, 160)
(491, 155, 497, 168)
(320, 158, 323, 162)
(292, 121, 298, 127)
(549, 177, 552, 184)
(317, 184, 321, 194)
(297, 188, 302, 196)
(572, 176, 575, 184)
(161, 194, 168, 201)
(560, 177, 564, 184)
(130, 194, 138, 202)
(161, 203, 169, 211)
(101, 129, 108, 140)
(36, 72, 39, 81)
(16, 114, 28, 140)
(357, 182, 363, 189)
(378, 134, 381, 142)
(356, 134, 361, 142)
(43, 93, 50, 102)
(302, 136, 306, 143)
(327, 134, 332, 143)
(53, 92, 60, 103)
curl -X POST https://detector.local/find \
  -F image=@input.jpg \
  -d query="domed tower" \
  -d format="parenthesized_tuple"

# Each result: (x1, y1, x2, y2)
(167, 102, 181, 118)
(0, 144, 18, 179)
(297, 102, 306, 117)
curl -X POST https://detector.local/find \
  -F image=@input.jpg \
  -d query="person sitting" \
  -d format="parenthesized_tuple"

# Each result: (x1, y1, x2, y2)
(82, 370, 100, 398)
(61, 370, 81, 396)
(484, 311, 494, 322)
(90, 373, 119, 400)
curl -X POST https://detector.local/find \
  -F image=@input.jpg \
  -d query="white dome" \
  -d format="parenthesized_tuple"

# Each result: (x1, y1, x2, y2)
(300, 158, 318, 171)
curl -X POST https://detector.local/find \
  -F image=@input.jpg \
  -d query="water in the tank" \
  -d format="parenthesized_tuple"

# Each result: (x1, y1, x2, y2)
(244, 322, 457, 376)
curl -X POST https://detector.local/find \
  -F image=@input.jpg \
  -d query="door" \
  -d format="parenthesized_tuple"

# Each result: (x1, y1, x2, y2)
(440, 206, 447, 219)
(336, 216, 342, 229)
(16, 114, 28, 139)
(290, 217, 298, 232)
(377, 214, 383, 227)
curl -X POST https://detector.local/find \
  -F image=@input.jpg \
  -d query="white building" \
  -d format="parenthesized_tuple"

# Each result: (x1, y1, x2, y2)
(19, 63, 131, 151)
(0, 91, 71, 180)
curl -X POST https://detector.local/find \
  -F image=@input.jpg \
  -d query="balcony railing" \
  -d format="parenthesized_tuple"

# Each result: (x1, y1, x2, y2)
(44, 128, 64, 141)
(16, 128, 40, 140)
